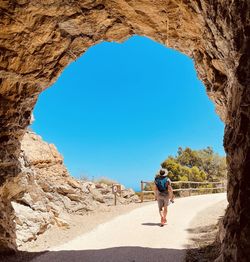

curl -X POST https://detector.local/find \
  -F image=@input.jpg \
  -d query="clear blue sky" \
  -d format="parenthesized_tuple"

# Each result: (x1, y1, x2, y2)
(32, 36, 225, 191)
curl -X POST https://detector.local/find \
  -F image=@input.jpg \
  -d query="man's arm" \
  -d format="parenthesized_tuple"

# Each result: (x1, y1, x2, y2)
(168, 183, 175, 202)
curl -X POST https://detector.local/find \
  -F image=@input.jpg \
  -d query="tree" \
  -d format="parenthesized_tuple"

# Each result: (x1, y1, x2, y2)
(176, 147, 202, 168)
(161, 146, 227, 182)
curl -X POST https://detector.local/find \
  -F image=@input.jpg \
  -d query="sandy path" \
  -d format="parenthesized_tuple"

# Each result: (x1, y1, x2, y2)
(32, 193, 227, 262)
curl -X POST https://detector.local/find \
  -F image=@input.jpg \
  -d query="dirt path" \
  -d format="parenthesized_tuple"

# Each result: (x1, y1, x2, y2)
(31, 193, 227, 262)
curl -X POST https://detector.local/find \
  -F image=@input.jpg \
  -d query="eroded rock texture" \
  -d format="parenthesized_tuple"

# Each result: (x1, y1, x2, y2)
(0, 0, 249, 260)
(3, 131, 139, 247)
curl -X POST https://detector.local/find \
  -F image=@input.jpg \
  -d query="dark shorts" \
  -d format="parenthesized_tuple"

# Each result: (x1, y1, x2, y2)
(157, 193, 169, 211)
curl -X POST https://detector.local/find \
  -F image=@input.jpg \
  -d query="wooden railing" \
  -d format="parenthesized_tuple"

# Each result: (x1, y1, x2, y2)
(140, 180, 227, 203)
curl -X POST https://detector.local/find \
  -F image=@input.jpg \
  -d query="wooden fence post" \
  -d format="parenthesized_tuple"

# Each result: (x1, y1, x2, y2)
(114, 192, 117, 206)
(141, 181, 144, 203)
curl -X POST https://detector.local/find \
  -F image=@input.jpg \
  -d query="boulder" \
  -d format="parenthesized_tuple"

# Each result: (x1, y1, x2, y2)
(121, 188, 135, 199)
(2, 131, 141, 247)
(11, 202, 54, 246)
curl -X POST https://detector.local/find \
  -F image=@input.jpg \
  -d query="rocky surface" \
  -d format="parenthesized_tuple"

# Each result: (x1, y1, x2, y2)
(0, 0, 249, 260)
(3, 131, 139, 247)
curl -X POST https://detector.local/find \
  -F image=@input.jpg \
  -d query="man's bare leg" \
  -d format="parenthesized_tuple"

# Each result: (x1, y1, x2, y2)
(162, 206, 168, 223)
(159, 207, 167, 225)
(159, 209, 163, 226)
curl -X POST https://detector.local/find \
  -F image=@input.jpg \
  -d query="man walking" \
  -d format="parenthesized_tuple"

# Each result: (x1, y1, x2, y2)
(154, 169, 174, 227)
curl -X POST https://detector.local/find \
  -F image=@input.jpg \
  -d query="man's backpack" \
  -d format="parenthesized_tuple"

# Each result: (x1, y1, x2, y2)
(155, 177, 169, 192)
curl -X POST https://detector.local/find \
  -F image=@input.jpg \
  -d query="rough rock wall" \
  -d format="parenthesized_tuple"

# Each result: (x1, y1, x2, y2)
(4, 131, 139, 247)
(0, 0, 249, 260)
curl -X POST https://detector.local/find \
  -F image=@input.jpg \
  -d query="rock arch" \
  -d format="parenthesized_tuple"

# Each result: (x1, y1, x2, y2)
(0, 0, 249, 260)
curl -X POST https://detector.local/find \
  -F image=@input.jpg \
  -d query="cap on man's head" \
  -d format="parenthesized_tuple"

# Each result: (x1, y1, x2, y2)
(159, 169, 168, 176)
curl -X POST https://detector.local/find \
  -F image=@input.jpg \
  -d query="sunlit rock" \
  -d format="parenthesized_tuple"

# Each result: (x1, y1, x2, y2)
(0, 1, 249, 260)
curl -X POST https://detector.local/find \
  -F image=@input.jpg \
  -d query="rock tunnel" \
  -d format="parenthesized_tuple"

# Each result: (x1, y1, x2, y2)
(0, 0, 249, 261)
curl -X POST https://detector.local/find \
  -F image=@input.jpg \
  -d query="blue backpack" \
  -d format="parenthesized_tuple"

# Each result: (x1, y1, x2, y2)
(155, 177, 169, 192)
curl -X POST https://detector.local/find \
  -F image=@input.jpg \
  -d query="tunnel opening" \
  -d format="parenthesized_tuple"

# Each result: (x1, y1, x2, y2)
(2, 35, 228, 257)
(31, 36, 226, 191)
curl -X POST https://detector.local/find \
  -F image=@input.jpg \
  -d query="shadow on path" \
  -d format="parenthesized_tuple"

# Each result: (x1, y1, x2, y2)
(141, 222, 161, 226)
(1, 246, 186, 262)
